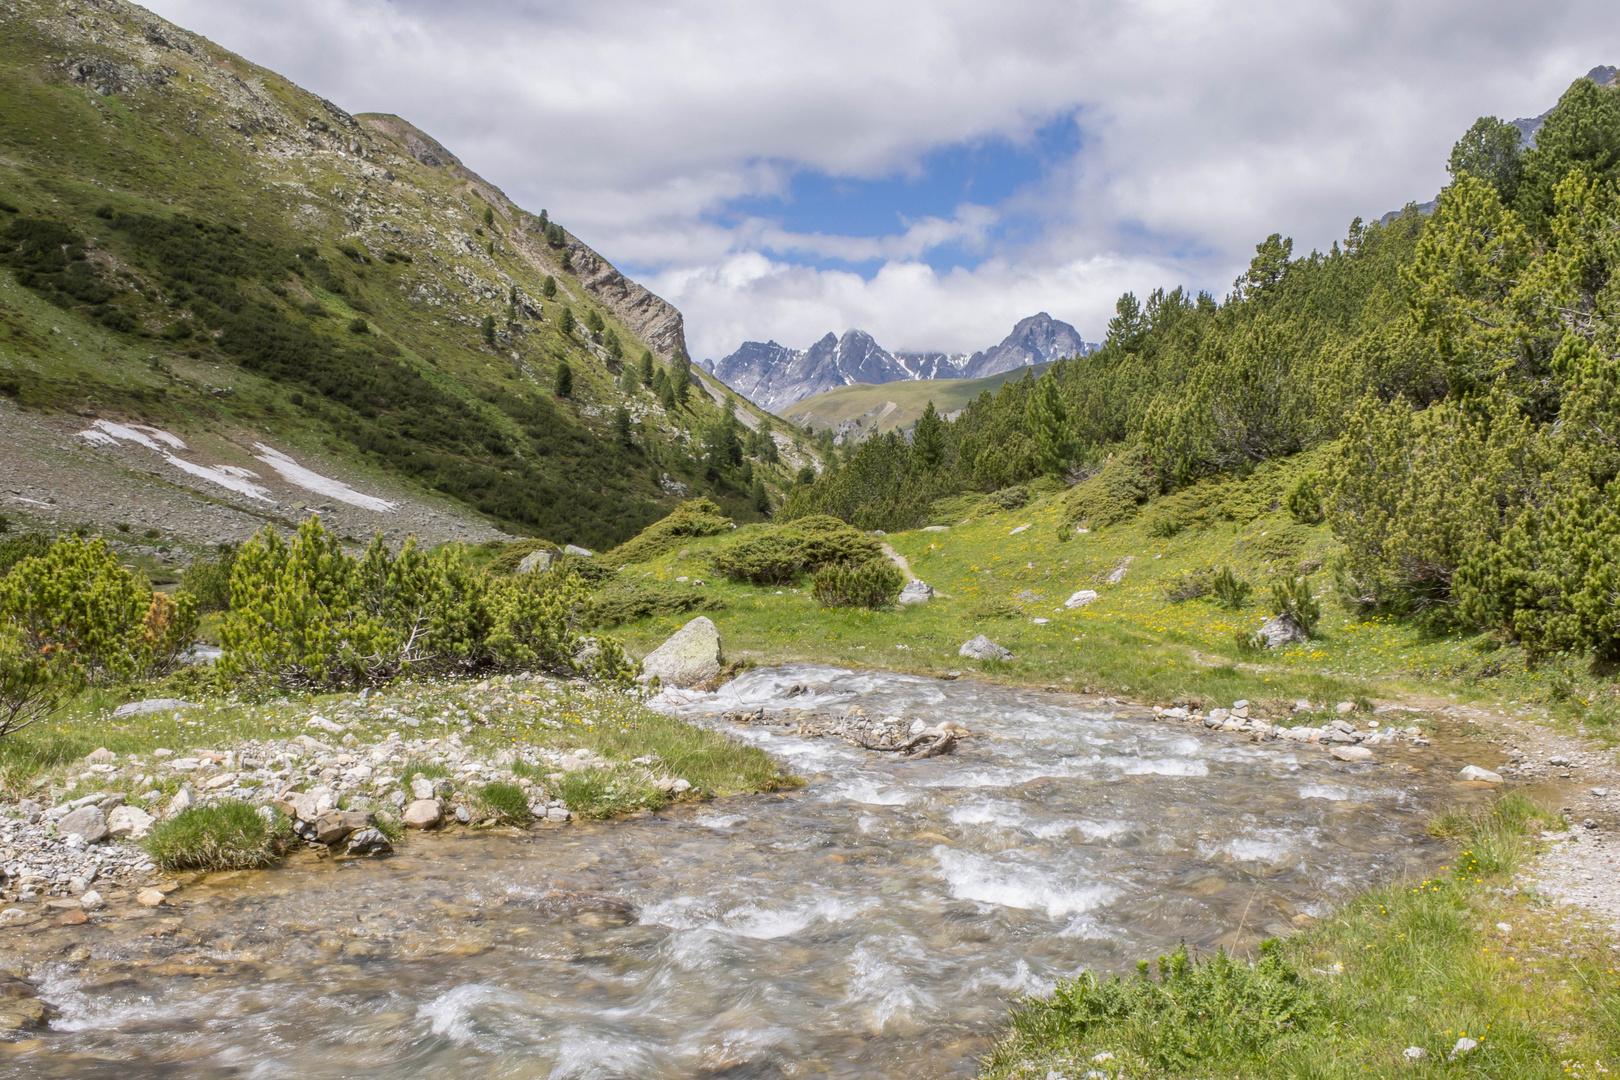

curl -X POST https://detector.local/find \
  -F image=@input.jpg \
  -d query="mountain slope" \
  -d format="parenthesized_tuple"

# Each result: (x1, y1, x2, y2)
(0, 0, 804, 549)
(785, 363, 1054, 442)
(708, 313, 1095, 413)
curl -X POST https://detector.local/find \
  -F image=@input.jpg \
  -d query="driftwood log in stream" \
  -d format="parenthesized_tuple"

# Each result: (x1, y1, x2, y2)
(723, 706, 967, 758)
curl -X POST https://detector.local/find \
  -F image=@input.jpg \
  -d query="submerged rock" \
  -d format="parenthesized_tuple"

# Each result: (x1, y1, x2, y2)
(1459, 765, 1504, 783)
(640, 616, 723, 688)
(959, 635, 1013, 661)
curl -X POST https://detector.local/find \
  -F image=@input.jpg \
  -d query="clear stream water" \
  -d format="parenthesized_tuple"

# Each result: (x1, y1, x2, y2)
(5, 665, 1488, 1079)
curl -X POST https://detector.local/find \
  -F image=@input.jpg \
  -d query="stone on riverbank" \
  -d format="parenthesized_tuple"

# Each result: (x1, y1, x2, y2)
(1331, 746, 1374, 762)
(314, 810, 375, 846)
(1459, 765, 1504, 783)
(897, 580, 934, 605)
(959, 635, 1013, 661)
(640, 616, 723, 688)
(403, 800, 442, 829)
(56, 805, 108, 844)
(135, 888, 165, 907)
(107, 805, 154, 840)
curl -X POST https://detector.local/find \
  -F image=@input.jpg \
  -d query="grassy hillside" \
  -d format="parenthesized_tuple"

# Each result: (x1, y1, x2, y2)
(0, 0, 809, 548)
(784, 363, 1052, 439)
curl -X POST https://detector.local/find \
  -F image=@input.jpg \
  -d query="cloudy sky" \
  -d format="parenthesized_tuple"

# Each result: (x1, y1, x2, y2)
(146, 0, 1620, 360)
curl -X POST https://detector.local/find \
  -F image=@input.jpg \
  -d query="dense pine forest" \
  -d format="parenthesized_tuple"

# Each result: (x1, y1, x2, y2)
(787, 73, 1620, 658)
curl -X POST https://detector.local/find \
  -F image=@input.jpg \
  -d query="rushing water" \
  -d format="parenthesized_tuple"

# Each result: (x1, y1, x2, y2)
(5, 665, 1488, 1079)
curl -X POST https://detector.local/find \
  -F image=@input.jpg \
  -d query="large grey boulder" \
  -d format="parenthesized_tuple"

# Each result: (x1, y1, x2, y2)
(563, 544, 594, 557)
(57, 805, 108, 844)
(897, 580, 934, 605)
(1258, 614, 1308, 648)
(640, 616, 723, 688)
(516, 548, 561, 574)
(1459, 765, 1504, 783)
(1064, 590, 1099, 609)
(107, 805, 154, 840)
(403, 800, 442, 829)
(959, 635, 1013, 661)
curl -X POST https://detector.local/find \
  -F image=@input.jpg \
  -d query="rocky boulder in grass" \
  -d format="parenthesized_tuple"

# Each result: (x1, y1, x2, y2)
(897, 580, 934, 605)
(639, 616, 723, 688)
(1258, 614, 1308, 648)
(403, 800, 442, 829)
(959, 635, 1013, 661)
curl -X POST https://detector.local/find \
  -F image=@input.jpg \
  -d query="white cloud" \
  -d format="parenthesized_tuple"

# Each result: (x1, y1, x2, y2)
(144, 0, 1620, 358)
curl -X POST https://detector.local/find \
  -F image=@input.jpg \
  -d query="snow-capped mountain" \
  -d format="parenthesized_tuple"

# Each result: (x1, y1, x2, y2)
(705, 313, 1095, 413)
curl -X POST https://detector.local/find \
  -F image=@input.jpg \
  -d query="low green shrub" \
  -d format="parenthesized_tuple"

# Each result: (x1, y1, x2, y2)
(1162, 568, 1213, 603)
(710, 515, 882, 585)
(607, 498, 734, 566)
(483, 538, 560, 576)
(1269, 574, 1321, 637)
(811, 560, 904, 608)
(0, 533, 50, 577)
(986, 485, 1029, 511)
(180, 545, 236, 612)
(591, 582, 727, 627)
(143, 800, 291, 871)
(1211, 567, 1252, 609)
(1286, 472, 1324, 524)
(476, 781, 530, 824)
(1065, 448, 1154, 529)
(996, 942, 1321, 1073)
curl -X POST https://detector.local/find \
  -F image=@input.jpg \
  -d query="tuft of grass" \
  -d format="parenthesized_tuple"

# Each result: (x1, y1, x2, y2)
(556, 769, 661, 819)
(983, 793, 1620, 1080)
(400, 759, 450, 781)
(476, 780, 530, 824)
(142, 800, 291, 871)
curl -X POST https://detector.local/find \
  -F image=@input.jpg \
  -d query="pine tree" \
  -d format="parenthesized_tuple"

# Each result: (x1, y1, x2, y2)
(480, 314, 495, 346)
(1449, 116, 1525, 203)
(585, 309, 605, 334)
(1027, 376, 1073, 477)
(912, 401, 945, 470)
(751, 475, 770, 514)
(673, 357, 691, 407)
(555, 361, 573, 398)
(619, 364, 639, 395)
(542, 275, 557, 299)
(639, 350, 655, 386)
(659, 378, 676, 412)
(614, 407, 632, 447)
(558, 306, 575, 335)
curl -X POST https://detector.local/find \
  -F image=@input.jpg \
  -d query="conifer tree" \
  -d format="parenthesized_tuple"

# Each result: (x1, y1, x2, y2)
(1027, 376, 1072, 477)
(639, 350, 655, 386)
(751, 475, 770, 514)
(615, 407, 632, 447)
(542, 275, 557, 299)
(555, 361, 572, 398)
(480, 314, 495, 346)
(912, 401, 945, 470)
(558, 306, 575, 335)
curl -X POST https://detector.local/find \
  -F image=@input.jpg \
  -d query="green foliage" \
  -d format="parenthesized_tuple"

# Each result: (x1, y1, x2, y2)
(180, 545, 237, 612)
(1161, 568, 1213, 603)
(996, 942, 1320, 1073)
(986, 485, 1030, 511)
(811, 559, 904, 609)
(0, 624, 83, 740)
(590, 581, 727, 628)
(347, 316, 369, 334)
(480, 313, 495, 344)
(143, 800, 291, 871)
(638, 349, 655, 386)
(220, 518, 632, 690)
(476, 781, 529, 824)
(0, 534, 197, 684)
(710, 516, 883, 585)
(1211, 567, 1252, 610)
(782, 430, 948, 531)
(541, 274, 557, 298)
(555, 360, 573, 397)
(1450, 115, 1526, 203)
(1285, 472, 1323, 524)
(482, 539, 560, 576)
(1025, 372, 1072, 477)
(0, 533, 51, 577)
(607, 498, 735, 565)
(1269, 574, 1322, 637)
(584, 308, 605, 334)
(1065, 449, 1153, 529)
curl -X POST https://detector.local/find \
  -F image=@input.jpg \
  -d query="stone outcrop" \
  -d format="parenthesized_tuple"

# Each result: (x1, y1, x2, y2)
(640, 616, 723, 688)
(959, 635, 1013, 661)
(897, 580, 934, 605)
(1258, 614, 1308, 648)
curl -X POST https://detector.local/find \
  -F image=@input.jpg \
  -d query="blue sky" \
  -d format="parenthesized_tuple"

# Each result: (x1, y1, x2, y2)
(145, 0, 1620, 359)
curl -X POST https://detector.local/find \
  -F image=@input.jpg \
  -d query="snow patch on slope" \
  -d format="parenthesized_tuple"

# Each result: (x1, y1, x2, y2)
(252, 445, 397, 512)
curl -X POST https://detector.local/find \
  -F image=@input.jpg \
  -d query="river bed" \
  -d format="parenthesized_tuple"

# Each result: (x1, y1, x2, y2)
(1, 665, 1491, 1079)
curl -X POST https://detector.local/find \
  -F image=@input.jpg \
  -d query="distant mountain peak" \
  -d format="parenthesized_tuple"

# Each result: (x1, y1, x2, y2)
(709, 315, 1096, 413)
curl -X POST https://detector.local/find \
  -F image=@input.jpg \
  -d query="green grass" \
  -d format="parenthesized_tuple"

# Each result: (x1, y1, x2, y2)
(603, 460, 1620, 743)
(399, 759, 451, 781)
(142, 799, 291, 871)
(787, 363, 1055, 437)
(475, 780, 529, 824)
(982, 794, 1618, 1080)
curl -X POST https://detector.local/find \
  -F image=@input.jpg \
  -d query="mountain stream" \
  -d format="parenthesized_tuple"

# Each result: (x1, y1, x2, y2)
(6, 665, 1489, 1078)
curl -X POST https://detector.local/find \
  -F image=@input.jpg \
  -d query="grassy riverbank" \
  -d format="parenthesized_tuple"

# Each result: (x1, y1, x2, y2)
(604, 474, 1617, 745)
(0, 675, 794, 825)
(980, 793, 1620, 1079)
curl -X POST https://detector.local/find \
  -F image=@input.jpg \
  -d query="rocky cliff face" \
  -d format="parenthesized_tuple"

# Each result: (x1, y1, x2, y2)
(710, 314, 1095, 413)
